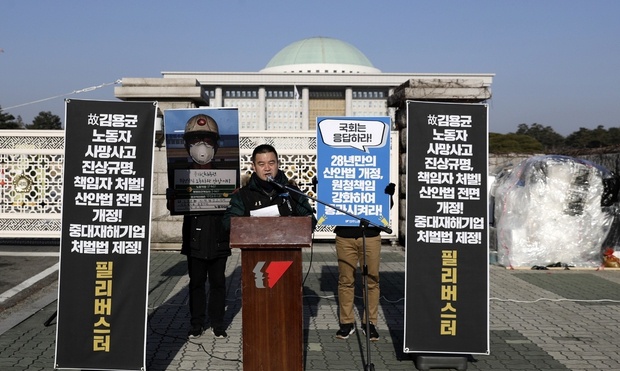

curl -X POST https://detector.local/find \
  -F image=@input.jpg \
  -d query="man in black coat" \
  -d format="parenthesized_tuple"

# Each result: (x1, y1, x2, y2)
(222, 144, 316, 231)
(168, 114, 231, 339)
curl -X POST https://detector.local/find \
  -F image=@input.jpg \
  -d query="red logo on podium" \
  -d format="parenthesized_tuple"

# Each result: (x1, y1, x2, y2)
(253, 261, 293, 288)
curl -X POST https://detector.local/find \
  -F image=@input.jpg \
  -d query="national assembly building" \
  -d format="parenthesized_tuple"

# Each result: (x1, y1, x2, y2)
(114, 36, 493, 245)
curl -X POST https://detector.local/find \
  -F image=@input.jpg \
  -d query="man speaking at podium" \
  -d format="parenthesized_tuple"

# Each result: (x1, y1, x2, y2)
(224, 143, 316, 370)
(223, 144, 316, 229)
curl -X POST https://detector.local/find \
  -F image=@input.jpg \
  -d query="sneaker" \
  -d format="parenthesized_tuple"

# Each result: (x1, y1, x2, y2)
(188, 326, 203, 339)
(335, 323, 356, 339)
(361, 322, 380, 341)
(211, 327, 228, 339)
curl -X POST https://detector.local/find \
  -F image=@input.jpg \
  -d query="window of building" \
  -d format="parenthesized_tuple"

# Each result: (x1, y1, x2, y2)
(353, 89, 387, 99)
(223, 88, 257, 99)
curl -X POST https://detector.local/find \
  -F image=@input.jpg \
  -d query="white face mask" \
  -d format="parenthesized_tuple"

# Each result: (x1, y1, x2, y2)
(189, 142, 215, 165)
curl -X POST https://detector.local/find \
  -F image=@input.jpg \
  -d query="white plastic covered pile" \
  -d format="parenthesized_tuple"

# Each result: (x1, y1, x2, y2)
(492, 155, 619, 268)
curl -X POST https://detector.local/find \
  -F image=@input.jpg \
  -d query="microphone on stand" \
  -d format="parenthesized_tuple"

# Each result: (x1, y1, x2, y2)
(267, 175, 293, 212)
(266, 175, 285, 190)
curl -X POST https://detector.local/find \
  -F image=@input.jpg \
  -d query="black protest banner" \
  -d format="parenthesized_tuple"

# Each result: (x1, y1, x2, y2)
(55, 99, 157, 370)
(404, 101, 489, 355)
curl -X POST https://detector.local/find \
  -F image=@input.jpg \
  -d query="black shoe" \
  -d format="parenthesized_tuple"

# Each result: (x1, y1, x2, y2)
(188, 326, 203, 339)
(212, 327, 228, 339)
(335, 323, 356, 339)
(361, 322, 379, 341)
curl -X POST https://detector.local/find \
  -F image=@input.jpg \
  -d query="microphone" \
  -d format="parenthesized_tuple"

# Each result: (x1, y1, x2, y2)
(267, 175, 293, 212)
(266, 175, 286, 191)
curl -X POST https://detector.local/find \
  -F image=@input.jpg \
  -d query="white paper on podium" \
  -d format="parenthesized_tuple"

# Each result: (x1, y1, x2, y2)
(250, 204, 280, 217)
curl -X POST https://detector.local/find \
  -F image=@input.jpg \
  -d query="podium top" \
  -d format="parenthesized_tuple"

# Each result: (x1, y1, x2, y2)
(229, 216, 312, 249)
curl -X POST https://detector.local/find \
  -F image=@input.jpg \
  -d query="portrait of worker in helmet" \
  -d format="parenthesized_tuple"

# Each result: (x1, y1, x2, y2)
(163, 108, 240, 340)
(184, 114, 220, 168)
(164, 108, 240, 215)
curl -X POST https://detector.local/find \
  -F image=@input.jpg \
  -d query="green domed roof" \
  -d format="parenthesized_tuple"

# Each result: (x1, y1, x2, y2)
(261, 37, 380, 73)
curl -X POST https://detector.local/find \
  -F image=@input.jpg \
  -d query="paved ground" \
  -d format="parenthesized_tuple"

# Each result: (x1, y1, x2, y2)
(1, 242, 620, 370)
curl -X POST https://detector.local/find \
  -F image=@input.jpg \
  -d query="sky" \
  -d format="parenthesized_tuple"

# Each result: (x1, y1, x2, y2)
(1, 0, 619, 136)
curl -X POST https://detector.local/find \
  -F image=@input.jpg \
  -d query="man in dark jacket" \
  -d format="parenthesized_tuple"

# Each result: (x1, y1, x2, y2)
(168, 114, 231, 339)
(223, 144, 316, 231)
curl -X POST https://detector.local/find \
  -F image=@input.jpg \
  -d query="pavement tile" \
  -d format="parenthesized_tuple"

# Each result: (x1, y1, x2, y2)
(1, 243, 620, 370)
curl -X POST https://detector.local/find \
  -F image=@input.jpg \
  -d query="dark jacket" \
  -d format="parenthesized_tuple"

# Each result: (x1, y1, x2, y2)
(222, 171, 317, 231)
(181, 211, 231, 260)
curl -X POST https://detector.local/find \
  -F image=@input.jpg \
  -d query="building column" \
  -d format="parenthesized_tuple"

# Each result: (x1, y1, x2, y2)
(214, 87, 223, 107)
(301, 87, 309, 130)
(345, 87, 353, 116)
(388, 87, 396, 129)
(258, 87, 266, 130)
